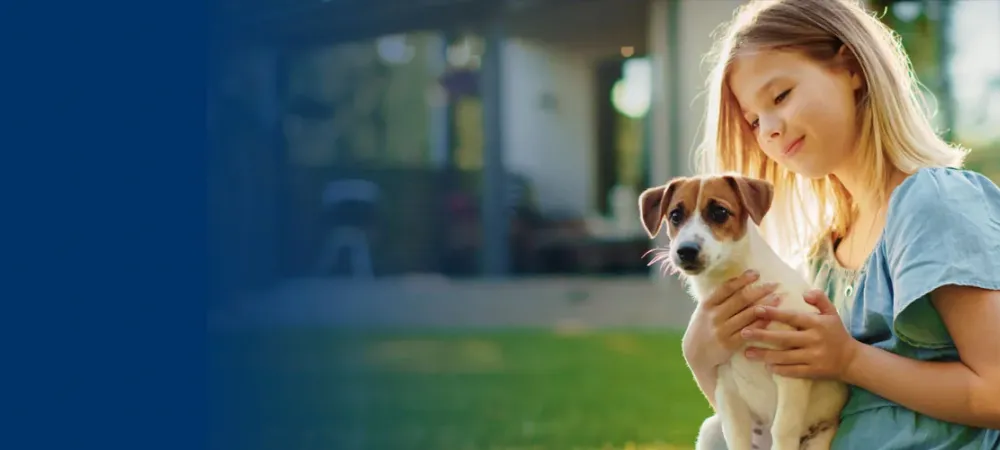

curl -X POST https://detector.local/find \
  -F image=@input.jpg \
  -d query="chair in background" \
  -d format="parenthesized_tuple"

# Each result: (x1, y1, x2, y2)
(315, 178, 380, 279)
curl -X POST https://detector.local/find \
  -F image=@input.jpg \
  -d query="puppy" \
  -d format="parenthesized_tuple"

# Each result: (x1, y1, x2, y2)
(638, 174, 848, 450)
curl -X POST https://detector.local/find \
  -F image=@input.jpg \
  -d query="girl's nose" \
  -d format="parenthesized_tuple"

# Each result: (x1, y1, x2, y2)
(760, 114, 783, 140)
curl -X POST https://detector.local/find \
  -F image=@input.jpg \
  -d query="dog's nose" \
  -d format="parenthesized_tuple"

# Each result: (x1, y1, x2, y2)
(676, 243, 701, 263)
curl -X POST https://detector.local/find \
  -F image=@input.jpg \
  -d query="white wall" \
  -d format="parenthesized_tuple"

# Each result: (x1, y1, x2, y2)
(498, 0, 746, 219)
(648, 0, 746, 187)
(501, 38, 597, 217)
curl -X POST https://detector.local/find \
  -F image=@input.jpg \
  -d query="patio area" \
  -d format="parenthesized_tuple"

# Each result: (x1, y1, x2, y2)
(209, 275, 695, 331)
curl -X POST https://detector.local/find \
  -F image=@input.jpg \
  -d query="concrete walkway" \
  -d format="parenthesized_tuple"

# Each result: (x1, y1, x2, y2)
(210, 275, 697, 331)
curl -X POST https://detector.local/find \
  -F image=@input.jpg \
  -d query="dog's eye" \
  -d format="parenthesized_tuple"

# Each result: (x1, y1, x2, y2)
(668, 209, 684, 226)
(708, 205, 730, 224)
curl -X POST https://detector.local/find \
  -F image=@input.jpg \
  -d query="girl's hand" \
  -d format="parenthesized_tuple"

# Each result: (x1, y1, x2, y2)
(740, 289, 861, 380)
(683, 270, 781, 369)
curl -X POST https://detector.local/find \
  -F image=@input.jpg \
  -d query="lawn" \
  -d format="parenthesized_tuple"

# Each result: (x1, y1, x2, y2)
(210, 329, 711, 450)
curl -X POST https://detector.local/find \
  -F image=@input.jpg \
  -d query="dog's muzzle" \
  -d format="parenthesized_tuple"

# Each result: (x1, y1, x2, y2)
(675, 242, 703, 272)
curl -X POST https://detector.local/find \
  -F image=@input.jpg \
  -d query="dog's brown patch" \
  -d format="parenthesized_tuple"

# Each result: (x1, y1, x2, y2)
(698, 177, 748, 242)
(638, 180, 674, 237)
(799, 420, 836, 447)
(638, 176, 697, 238)
(725, 175, 773, 225)
(639, 174, 774, 241)
(662, 179, 701, 236)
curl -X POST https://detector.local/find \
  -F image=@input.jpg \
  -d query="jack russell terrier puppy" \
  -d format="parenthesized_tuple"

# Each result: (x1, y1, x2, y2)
(638, 174, 848, 450)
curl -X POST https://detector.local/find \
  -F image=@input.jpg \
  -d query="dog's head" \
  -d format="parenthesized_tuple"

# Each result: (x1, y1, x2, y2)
(638, 174, 774, 276)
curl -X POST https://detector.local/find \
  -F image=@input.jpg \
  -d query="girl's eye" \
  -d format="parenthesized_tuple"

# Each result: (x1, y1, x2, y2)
(775, 89, 791, 104)
(749, 118, 759, 130)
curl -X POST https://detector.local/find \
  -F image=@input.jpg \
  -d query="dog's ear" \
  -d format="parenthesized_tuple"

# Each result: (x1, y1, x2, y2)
(724, 175, 774, 225)
(638, 179, 683, 238)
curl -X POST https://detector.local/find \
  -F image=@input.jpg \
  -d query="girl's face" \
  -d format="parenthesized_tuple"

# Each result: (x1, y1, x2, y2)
(728, 49, 864, 179)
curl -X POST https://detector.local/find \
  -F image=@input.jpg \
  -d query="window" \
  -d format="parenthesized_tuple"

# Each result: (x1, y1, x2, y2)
(282, 32, 447, 168)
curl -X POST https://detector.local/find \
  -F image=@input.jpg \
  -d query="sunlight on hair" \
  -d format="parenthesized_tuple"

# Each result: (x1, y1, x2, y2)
(695, 0, 967, 270)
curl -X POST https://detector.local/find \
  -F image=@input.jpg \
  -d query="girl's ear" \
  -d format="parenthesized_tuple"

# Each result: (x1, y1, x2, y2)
(836, 43, 864, 91)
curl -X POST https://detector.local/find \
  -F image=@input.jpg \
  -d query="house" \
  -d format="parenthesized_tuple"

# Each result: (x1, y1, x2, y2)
(208, 0, 990, 298)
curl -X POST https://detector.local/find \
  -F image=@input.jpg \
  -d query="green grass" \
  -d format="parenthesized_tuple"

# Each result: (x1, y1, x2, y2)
(210, 329, 711, 450)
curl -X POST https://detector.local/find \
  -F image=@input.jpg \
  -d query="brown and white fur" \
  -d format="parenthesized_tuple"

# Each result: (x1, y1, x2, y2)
(638, 174, 848, 450)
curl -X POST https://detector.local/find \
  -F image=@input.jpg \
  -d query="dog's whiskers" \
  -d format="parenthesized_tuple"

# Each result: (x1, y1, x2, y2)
(643, 247, 680, 277)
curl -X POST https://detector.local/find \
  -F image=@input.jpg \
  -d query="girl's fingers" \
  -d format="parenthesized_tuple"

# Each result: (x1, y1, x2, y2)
(745, 347, 812, 365)
(716, 283, 780, 325)
(730, 294, 781, 332)
(705, 270, 759, 307)
(742, 327, 811, 348)
(754, 306, 817, 329)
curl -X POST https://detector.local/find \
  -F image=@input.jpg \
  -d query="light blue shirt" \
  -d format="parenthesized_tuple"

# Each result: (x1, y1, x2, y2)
(809, 167, 1000, 449)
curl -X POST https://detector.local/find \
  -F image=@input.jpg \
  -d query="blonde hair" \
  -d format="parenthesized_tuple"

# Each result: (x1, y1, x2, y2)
(697, 0, 967, 266)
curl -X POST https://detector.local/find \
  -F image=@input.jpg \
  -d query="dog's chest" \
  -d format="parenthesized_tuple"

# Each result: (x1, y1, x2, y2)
(718, 353, 778, 423)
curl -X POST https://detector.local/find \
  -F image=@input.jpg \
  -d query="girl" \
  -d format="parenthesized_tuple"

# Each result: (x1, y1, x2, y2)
(682, 0, 1000, 448)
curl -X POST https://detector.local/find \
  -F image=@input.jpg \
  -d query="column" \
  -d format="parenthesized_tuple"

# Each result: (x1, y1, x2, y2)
(426, 33, 452, 168)
(648, 0, 747, 187)
(934, 0, 955, 143)
(647, 0, 677, 193)
(480, 16, 510, 277)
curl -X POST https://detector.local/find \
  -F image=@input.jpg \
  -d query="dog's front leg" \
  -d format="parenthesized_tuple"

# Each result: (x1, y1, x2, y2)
(770, 376, 811, 450)
(713, 372, 755, 450)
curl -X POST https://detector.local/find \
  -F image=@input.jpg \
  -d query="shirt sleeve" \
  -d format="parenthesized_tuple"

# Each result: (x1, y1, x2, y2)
(884, 168, 1000, 349)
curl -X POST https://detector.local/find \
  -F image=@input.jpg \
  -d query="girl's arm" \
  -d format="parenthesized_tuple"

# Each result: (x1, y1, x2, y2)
(744, 288, 1000, 429)
(684, 347, 719, 409)
(842, 285, 1000, 429)
(680, 270, 779, 409)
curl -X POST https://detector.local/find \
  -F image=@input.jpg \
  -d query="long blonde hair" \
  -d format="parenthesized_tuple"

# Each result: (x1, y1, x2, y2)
(697, 0, 967, 266)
